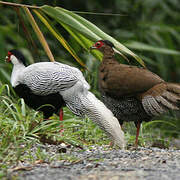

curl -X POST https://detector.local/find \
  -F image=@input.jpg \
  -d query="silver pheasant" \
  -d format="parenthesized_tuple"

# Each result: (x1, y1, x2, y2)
(6, 49, 125, 148)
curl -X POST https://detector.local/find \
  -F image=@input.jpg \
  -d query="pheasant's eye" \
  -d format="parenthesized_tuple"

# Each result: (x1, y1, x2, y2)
(95, 41, 103, 48)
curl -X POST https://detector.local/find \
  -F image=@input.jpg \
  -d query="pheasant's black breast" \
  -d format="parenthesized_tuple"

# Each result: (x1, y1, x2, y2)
(101, 92, 152, 125)
(14, 84, 65, 119)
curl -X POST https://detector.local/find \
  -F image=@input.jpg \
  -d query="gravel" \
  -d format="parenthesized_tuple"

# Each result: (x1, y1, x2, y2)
(9, 144, 180, 180)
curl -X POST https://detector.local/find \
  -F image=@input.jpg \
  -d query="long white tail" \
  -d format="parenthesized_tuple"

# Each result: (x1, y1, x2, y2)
(82, 91, 125, 148)
(61, 81, 125, 149)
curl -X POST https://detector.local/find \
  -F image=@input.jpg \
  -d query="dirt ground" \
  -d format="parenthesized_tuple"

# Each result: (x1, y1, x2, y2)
(8, 145, 180, 180)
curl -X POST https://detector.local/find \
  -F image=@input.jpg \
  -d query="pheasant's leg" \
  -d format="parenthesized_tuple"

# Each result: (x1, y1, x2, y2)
(59, 108, 64, 133)
(135, 121, 141, 147)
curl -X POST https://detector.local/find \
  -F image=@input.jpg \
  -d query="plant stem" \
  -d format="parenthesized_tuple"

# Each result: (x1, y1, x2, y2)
(0, 1, 39, 9)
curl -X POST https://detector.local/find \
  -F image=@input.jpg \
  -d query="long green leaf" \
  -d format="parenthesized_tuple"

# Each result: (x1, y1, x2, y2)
(41, 5, 100, 40)
(60, 22, 102, 60)
(125, 41, 180, 55)
(55, 7, 142, 61)
(41, 5, 145, 67)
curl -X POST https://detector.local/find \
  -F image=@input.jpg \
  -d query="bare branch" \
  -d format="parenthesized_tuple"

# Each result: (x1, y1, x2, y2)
(0, 1, 39, 9)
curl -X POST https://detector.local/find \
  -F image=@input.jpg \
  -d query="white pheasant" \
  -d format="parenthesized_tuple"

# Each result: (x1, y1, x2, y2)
(6, 49, 125, 148)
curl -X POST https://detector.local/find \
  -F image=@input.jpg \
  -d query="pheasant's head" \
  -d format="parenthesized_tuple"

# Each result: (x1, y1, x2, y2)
(5, 49, 27, 66)
(90, 40, 115, 53)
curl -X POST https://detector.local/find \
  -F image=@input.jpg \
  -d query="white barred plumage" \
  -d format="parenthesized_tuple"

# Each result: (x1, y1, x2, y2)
(6, 50, 125, 148)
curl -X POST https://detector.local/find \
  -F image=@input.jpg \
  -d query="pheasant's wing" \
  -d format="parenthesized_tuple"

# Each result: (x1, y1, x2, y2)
(99, 63, 164, 97)
(141, 83, 180, 116)
(20, 62, 89, 96)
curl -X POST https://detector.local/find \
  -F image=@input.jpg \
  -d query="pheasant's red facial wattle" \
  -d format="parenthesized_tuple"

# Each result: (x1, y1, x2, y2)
(6, 51, 12, 62)
(91, 41, 104, 49)
(94, 41, 104, 48)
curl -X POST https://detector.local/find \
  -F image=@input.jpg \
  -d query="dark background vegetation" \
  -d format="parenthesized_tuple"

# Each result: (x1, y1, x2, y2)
(1, 0, 180, 79)
(0, 0, 180, 148)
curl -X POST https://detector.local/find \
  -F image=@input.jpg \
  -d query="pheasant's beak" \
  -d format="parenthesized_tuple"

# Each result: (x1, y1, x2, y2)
(5, 56, 11, 63)
(89, 46, 97, 50)
(5, 56, 8, 62)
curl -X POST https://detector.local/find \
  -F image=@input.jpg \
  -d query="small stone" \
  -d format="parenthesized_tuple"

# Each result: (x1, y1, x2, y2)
(58, 147, 67, 153)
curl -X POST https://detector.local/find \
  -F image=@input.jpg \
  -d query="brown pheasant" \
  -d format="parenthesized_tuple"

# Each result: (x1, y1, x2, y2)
(90, 40, 180, 147)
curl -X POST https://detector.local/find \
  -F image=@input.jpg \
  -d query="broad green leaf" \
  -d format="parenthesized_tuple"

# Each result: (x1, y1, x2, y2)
(76, 32, 103, 60)
(23, 7, 55, 62)
(55, 7, 145, 67)
(55, 7, 140, 57)
(41, 5, 100, 40)
(41, 5, 145, 67)
(60, 22, 102, 60)
(125, 41, 180, 55)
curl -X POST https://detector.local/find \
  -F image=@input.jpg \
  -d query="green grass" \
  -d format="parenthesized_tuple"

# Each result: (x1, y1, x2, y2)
(0, 84, 180, 178)
(0, 84, 110, 177)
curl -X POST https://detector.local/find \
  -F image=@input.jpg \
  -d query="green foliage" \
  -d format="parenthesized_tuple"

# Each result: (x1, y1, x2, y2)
(0, 85, 109, 176)
(0, 84, 178, 177)
(40, 5, 144, 66)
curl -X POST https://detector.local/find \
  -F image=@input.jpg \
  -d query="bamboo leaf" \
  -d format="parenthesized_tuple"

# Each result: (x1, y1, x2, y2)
(41, 5, 100, 40)
(55, 7, 138, 56)
(23, 7, 55, 62)
(60, 22, 102, 60)
(41, 6, 145, 66)
(125, 41, 180, 55)
(33, 9, 88, 69)
(77, 32, 103, 60)
(41, 5, 145, 67)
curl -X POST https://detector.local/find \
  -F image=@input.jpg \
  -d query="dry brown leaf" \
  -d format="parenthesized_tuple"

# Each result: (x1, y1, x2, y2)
(10, 166, 33, 172)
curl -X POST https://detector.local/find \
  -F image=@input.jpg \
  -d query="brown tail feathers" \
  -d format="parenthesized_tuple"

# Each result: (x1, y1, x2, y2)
(141, 82, 180, 116)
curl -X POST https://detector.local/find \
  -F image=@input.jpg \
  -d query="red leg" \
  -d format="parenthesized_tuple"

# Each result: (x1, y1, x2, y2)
(135, 121, 141, 148)
(59, 108, 63, 121)
(59, 109, 64, 133)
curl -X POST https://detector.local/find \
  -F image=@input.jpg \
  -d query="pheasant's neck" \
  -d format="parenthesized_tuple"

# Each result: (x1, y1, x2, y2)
(101, 47, 119, 65)
(11, 63, 25, 87)
(102, 55, 118, 66)
(103, 48, 114, 58)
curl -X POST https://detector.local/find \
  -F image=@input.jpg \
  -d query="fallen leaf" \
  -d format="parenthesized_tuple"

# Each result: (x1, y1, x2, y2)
(10, 166, 33, 172)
